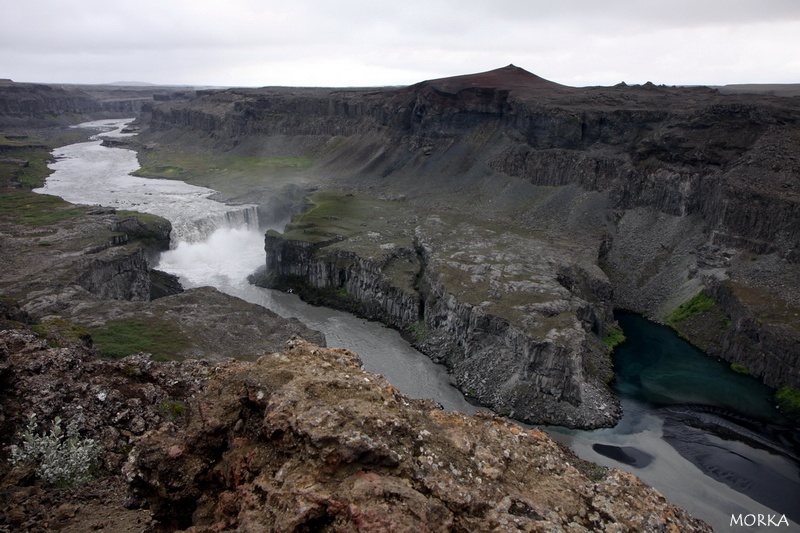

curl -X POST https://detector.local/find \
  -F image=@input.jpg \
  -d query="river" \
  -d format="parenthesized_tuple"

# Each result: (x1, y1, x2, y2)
(36, 118, 799, 531)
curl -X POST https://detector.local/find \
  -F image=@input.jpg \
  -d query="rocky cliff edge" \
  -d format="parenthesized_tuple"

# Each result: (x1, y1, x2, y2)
(0, 326, 710, 532)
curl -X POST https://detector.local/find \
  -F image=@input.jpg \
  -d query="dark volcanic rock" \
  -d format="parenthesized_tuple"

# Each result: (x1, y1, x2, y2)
(139, 65, 800, 397)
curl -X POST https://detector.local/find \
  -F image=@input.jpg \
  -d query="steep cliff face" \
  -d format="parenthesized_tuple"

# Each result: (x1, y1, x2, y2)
(0, 80, 195, 129)
(710, 281, 800, 388)
(261, 194, 620, 428)
(0, 81, 100, 118)
(140, 64, 800, 405)
(415, 260, 618, 428)
(76, 245, 152, 301)
(263, 234, 421, 328)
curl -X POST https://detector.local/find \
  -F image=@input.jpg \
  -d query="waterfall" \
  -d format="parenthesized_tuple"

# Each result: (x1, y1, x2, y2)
(169, 204, 261, 246)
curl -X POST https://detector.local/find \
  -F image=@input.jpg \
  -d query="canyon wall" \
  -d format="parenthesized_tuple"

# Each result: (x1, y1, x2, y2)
(142, 65, 800, 405)
(0, 80, 194, 128)
(145, 70, 800, 264)
(262, 221, 621, 428)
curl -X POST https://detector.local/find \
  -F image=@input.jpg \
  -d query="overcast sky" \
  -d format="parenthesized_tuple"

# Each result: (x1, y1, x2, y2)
(2, 0, 798, 88)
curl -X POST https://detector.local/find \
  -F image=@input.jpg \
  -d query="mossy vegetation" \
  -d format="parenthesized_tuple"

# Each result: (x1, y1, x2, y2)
(602, 324, 626, 349)
(159, 399, 188, 420)
(30, 317, 91, 348)
(730, 362, 751, 375)
(667, 291, 717, 326)
(775, 385, 800, 422)
(134, 146, 314, 199)
(281, 191, 412, 246)
(1, 133, 50, 189)
(89, 318, 190, 361)
(0, 191, 85, 226)
(1, 130, 84, 189)
(404, 320, 429, 343)
(0, 147, 52, 189)
(664, 290, 735, 355)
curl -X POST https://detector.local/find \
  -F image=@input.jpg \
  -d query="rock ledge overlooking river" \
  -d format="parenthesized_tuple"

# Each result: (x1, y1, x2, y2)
(0, 324, 710, 532)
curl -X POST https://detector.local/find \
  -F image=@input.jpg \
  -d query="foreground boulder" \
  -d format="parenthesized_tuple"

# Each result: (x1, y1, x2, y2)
(125, 338, 709, 532)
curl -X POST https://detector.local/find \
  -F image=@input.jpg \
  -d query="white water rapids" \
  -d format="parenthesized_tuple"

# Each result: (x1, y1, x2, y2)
(34, 118, 476, 413)
(35, 119, 797, 531)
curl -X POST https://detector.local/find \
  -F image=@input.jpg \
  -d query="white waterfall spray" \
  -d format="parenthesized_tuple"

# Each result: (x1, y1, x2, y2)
(168, 204, 261, 246)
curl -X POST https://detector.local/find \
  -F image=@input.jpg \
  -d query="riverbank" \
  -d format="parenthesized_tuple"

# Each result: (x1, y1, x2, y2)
(0, 119, 714, 532)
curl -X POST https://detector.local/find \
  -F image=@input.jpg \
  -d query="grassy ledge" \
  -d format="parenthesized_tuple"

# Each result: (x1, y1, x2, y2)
(0, 191, 85, 226)
(667, 291, 717, 326)
(89, 318, 190, 361)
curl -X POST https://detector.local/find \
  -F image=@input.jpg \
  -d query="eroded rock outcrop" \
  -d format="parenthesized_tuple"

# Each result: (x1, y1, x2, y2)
(123, 338, 708, 532)
(261, 196, 620, 428)
(0, 325, 228, 532)
(0, 325, 709, 532)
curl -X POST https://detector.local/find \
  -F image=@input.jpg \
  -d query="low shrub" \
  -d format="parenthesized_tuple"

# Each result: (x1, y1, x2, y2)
(9, 414, 100, 488)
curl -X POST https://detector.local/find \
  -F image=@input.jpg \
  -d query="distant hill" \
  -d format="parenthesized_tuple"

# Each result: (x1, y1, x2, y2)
(106, 81, 158, 87)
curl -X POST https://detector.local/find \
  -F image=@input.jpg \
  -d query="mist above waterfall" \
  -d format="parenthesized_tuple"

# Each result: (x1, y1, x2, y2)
(158, 227, 265, 288)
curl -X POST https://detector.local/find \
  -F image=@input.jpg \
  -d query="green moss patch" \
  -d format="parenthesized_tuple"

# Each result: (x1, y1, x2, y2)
(667, 291, 717, 326)
(0, 191, 85, 226)
(730, 363, 751, 375)
(30, 317, 91, 348)
(89, 318, 190, 361)
(602, 324, 626, 349)
(775, 385, 800, 423)
(134, 146, 314, 199)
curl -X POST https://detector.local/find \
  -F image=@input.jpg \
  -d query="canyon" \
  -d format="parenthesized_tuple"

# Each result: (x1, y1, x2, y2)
(137, 65, 800, 427)
(2, 67, 799, 530)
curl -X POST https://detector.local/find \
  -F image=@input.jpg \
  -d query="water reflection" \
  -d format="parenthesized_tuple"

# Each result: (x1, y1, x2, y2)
(548, 311, 800, 530)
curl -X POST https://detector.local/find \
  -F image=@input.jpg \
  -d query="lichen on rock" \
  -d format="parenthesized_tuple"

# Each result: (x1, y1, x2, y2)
(123, 338, 709, 532)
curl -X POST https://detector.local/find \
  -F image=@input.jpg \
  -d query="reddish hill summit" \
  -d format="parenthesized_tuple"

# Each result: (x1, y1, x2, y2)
(412, 64, 569, 95)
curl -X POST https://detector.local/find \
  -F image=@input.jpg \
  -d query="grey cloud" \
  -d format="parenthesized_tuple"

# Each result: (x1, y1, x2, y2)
(1, 0, 798, 86)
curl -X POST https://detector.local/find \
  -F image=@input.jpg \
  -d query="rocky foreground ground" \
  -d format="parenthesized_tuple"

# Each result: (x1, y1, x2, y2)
(0, 324, 710, 532)
(0, 184, 709, 530)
